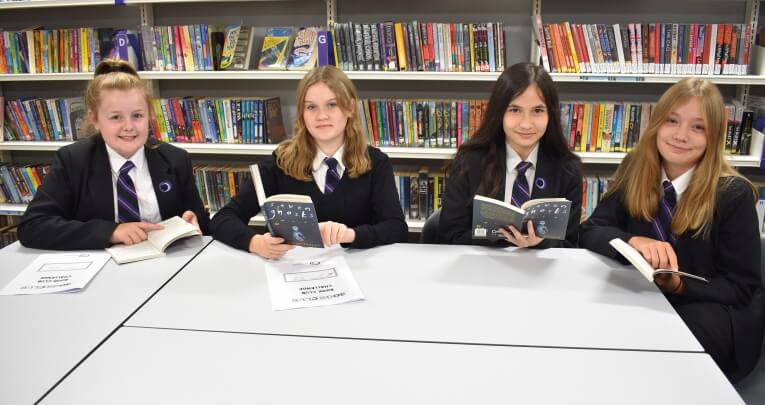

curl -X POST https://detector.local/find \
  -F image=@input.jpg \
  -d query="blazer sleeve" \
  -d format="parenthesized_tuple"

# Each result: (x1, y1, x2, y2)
(18, 150, 117, 250)
(346, 153, 408, 249)
(578, 189, 634, 262)
(209, 163, 272, 252)
(177, 151, 211, 234)
(676, 180, 762, 307)
(536, 160, 583, 249)
(439, 154, 475, 245)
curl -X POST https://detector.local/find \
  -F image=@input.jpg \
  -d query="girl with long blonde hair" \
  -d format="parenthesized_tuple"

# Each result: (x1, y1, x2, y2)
(580, 78, 763, 382)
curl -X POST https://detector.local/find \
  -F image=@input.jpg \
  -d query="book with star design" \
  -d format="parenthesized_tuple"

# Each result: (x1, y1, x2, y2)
(250, 164, 323, 248)
(471, 195, 571, 241)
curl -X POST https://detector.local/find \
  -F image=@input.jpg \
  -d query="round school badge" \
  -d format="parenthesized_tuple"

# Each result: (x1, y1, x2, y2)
(535, 177, 547, 190)
(159, 180, 173, 193)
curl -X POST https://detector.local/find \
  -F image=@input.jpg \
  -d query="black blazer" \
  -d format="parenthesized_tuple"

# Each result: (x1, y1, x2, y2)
(211, 146, 408, 251)
(439, 147, 583, 248)
(18, 137, 210, 250)
(579, 176, 764, 374)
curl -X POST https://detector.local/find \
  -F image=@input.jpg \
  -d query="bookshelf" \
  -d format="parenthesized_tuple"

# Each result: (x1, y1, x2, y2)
(1, 0, 764, 235)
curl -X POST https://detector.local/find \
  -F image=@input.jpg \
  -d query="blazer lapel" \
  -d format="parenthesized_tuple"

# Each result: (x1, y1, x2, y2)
(145, 146, 176, 219)
(89, 140, 117, 221)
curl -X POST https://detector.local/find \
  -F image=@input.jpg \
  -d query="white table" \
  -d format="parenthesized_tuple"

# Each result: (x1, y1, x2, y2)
(42, 326, 742, 405)
(0, 236, 212, 405)
(126, 242, 702, 352)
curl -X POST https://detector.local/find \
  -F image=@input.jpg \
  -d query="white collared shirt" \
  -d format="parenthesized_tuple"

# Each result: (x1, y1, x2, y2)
(504, 143, 540, 204)
(312, 145, 346, 194)
(105, 144, 162, 223)
(661, 166, 695, 203)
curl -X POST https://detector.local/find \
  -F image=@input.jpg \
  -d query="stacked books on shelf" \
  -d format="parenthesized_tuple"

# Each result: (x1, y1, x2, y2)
(149, 97, 285, 144)
(0, 215, 20, 248)
(193, 166, 250, 213)
(559, 100, 755, 155)
(560, 102, 654, 153)
(140, 24, 221, 71)
(582, 176, 611, 221)
(532, 17, 752, 75)
(395, 169, 445, 221)
(358, 98, 487, 148)
(0, 163, 49, 204)
(3, 97, 86, 141)
(0, 27, 127, 73)
(332, 21, 505, 72)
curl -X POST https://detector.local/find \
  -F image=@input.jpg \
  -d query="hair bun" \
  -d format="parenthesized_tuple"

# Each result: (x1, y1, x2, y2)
(94, 59, 139, 78)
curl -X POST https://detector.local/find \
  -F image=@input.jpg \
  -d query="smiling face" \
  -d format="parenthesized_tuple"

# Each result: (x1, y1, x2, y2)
(89, 88, 150, 159)
(302, 82, 350, 155)
(656, 97, 708, 179)
(503, 84, 549, 160)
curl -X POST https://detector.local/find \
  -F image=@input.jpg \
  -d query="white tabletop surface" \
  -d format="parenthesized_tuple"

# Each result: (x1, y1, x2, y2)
(0, 236, 211, 405)
(42, 326, 741, 405)
(126, 242, 703, 352)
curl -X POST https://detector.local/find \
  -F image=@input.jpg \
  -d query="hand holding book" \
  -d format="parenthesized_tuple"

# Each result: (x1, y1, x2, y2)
(609, 238, 708, 284)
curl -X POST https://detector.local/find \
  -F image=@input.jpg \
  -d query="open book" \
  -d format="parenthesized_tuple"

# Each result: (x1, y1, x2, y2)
(250, 164, 323, 248)
(609, 238, 709, 283)
(472, 195, 572, 240)
(106, 216, 201, 264)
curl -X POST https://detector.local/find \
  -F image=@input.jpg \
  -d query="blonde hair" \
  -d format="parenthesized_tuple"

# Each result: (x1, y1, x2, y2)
(85, 59, 153, 137)
(608, 78, 755, 237)
(276, 65, 371, 181)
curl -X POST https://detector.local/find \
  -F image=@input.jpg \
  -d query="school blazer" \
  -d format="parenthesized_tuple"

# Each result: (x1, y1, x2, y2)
(440, 147, 583, 248)
(18, 137, 210, 250)
(579, 177, 764, 374)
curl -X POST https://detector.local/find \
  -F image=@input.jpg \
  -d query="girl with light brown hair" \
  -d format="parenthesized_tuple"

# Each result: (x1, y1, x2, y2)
(580, 78, 763, 382)
(211, 65, 407, 258)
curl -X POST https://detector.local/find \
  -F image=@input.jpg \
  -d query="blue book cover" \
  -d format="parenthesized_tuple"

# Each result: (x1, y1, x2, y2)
(317, 29, 335, 66)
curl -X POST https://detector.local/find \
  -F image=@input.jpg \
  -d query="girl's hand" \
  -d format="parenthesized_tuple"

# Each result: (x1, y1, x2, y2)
(500, 221, 544, 248)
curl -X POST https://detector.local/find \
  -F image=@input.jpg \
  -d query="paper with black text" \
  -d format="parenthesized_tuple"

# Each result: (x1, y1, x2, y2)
(609, 238, 708, 283)
(264, 255, 364, 310)
(0, 252, 111, 295)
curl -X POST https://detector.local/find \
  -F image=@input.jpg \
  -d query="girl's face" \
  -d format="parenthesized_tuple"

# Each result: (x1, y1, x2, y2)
(656, 97, 708, 179)
(303, 82, 351, 154)
(503, 84, 549, 160)
(89, 88, 150, 159)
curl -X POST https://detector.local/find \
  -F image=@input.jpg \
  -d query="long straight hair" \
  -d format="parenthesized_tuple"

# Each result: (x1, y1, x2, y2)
(607, 78, 755, 237)
(454, 62, 578, 199)
(276, 66, 371, 181)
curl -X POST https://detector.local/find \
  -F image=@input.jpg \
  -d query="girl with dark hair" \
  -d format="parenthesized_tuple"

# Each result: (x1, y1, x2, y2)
(579, 78, 763, 381)
(18, 59, 210, 250)
(211, 65, 407, 259)
(439, 62, 582, 248)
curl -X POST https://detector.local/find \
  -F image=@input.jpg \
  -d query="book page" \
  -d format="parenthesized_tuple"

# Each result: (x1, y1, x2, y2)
(0, 252, 111, 295)
(249, 164, 267, 208)
(147, 216, 201, 252)
(106, 241, 164, 265)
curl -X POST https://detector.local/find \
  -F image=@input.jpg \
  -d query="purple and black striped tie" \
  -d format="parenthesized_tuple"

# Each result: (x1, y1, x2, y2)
(652, 180, 677, 244)
(117, 160, 141, 223)
(511, 161, 533, 207)
(324, 157, 341, 194)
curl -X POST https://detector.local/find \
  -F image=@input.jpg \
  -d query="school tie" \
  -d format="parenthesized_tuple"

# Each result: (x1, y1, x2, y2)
(117, 161, 141, 223)
(324, 157, 341, 194)
(511, 161, 533, 207)
(652, 180, 677, 244)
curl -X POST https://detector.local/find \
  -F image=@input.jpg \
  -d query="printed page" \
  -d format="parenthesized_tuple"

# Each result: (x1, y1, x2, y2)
(264, 255, 364, 310)
(147, 216, 201, 252)
(0, 252, 111, 295)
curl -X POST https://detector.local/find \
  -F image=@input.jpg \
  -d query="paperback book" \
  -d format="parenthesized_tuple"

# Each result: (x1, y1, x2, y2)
(250, 164, 323, 248)
(472, 195, 571, 240)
